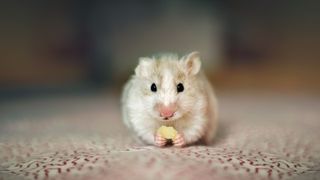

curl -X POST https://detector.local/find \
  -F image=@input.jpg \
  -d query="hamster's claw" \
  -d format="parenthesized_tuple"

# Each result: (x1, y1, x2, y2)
(173, 133, 185, 147)
(154, 133, 166, 147)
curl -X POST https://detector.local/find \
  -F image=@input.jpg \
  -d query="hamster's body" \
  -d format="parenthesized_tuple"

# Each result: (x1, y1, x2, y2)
(121, 52, 218, 147)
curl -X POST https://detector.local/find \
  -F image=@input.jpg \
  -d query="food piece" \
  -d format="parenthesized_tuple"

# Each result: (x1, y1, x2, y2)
(157, 126, 177, 139)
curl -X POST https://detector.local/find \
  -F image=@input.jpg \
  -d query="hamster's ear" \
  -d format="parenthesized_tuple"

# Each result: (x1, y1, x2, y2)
(181, 51, 201, 76)
(135, 57, 153, 77)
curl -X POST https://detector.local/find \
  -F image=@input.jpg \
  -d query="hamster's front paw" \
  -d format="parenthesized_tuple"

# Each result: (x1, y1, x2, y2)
(173, 133, 185, 147)
(154, 133, 166, 147)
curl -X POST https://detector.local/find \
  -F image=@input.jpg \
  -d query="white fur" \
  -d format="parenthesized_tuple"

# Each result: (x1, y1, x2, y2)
(121, 52, 218, 145)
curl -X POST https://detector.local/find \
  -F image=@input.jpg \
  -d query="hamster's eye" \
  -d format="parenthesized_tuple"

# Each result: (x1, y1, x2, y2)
(177, 83, 184, 93)
(151, 83, 157, 92)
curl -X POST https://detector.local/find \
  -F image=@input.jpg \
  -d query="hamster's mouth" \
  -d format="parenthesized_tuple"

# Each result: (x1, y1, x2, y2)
(158, 117, 177, 122)
(159, 119, 175, 122)
(155, 112, 182, 122)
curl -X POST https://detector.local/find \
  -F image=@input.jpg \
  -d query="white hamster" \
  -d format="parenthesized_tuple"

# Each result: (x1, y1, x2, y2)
(121, 52, 218, 147)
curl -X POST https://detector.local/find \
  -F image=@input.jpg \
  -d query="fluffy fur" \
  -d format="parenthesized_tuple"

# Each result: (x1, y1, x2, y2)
(121, 52, 218, 146)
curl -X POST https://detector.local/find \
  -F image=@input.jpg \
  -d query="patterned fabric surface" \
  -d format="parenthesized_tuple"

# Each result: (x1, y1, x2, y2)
(0, 92, 320, 180)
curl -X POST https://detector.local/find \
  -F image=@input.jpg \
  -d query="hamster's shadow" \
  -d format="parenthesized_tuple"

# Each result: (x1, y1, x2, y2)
(193, 118, 230, 146)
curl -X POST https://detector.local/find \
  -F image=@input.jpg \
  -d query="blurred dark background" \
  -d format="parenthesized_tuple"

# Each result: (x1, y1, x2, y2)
(1, 0, 320, 100)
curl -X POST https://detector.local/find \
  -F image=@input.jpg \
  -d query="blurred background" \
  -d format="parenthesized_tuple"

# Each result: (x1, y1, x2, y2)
(1, 2, 320, 179)
(1, 0, 320, 100)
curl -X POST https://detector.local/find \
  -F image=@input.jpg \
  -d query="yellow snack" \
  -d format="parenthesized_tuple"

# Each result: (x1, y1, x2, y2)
(157, 126, 177, 139)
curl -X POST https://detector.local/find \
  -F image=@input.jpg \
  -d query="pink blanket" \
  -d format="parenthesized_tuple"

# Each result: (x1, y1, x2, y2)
(0, 92, 319, 179)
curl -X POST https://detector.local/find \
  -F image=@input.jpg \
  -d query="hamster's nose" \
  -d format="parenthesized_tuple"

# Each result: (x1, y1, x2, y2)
(160, 108, 175, 118)
(158, 103, 177, 119)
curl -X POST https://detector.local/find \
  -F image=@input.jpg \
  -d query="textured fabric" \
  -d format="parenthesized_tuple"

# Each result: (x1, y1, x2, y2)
(0, 93, 320, 180)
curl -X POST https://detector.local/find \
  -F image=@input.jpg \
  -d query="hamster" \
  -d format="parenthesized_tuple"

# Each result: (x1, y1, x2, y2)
(121, 52, 218, 147)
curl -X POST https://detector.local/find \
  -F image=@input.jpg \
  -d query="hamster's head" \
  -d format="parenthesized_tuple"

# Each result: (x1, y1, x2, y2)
(133, 51, 204, 121)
